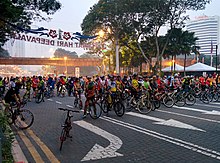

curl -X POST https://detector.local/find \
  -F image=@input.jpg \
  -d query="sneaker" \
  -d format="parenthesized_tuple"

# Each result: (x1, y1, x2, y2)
(82, 114, 87, 119)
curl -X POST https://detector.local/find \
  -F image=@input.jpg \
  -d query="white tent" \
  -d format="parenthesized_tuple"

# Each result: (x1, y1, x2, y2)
(185, 62, 217, 72)
(162, 64, 184, 72)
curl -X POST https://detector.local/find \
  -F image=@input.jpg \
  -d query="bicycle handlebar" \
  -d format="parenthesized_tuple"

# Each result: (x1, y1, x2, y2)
(58, 108, 80, 113)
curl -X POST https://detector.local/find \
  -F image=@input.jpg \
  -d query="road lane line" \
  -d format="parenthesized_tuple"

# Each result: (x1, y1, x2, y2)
(17, 130, 44, 163)
(173, 105, 220, 115)
(100, 116, 220, 160)
(47, 99, 53, 101)
(66, 105, 74, 108)
(56, 101, 62, 104)
(157, 110, 220, 124)
(27, 129, 60, 163)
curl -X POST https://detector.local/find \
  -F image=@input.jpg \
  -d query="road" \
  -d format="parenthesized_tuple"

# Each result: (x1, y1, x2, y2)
(13, 94, 220, 163)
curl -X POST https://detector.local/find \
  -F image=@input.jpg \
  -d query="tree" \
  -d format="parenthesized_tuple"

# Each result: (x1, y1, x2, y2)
(0, 0, 62, 46)
(54, 48, 78, 58)
(81, 0, 211, 74)
(165, 28, 198, 75)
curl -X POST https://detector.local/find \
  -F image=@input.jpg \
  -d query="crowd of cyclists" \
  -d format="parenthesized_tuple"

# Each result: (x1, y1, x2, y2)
(1, 72, 220, 118)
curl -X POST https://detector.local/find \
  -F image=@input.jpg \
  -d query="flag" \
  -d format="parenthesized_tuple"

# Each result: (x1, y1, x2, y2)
(211, 40, 213, 54)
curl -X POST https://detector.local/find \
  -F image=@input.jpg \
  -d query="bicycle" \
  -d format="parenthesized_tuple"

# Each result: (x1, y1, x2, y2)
(73, 91, 83, 110)
(84, 98, 102, 119)
(35, 89, 45, 103)
(126, 90, 153, 114)
(57, 85, 66, 97)
(58, 107, 79, 151)
(101, 91, 125, 117)
(4, 102, 34, 129)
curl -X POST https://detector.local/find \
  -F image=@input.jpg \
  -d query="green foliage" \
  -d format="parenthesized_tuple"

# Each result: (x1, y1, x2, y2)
(81, 0, 211, 73)
(0, 0, 62, 46)
(0, 111, 14, 162)
(54, 48, 78, 58)
(165, 28, 198, 57)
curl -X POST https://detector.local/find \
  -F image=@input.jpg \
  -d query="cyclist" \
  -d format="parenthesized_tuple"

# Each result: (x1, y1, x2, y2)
(74, 78, 82, 100)
(182, 76, 191, 92)
(32, 75, 38, 98)
(143, 76, 152, 91)
(37, 76, 45, 101)
(24, 77, 32, 101)
(83, 76, 96, 118)
(3, 77, 21, 108)
(131, 74, 140, 104)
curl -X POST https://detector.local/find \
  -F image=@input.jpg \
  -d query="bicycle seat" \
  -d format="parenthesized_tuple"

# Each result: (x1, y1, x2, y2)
(58, 108, 80, 113)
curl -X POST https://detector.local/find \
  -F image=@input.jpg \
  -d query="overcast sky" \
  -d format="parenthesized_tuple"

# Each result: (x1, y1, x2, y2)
(34, 0, 220, 32)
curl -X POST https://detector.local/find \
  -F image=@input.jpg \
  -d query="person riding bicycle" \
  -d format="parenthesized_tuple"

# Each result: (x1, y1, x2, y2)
(131, 73, 140, 104)
(83, 76, 96, 118)
(3, 77, 21, 108)
(37, 76, 45, 93)
(24, 77, 32, 101)
(182, 76, 191, 92)
(74, 77, 82, 99)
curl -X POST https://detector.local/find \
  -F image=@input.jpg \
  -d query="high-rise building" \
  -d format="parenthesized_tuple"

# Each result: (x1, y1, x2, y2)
(2, 39, 25, 57)
(186, 15, 220, 56)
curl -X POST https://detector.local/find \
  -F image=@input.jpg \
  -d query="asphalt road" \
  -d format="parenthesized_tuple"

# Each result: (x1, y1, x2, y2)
(13, 93, 220, 163)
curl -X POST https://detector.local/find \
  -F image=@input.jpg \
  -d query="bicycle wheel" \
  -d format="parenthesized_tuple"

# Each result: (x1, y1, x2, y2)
(59, 128, 67, 151)
(89, 102, 102, 119)
(162, 95, 174, 108)
(139, 99, 152, 114)
(114, 101, 125, 117)
(79, 100, 83, 110)
(185, 94, 196, 106)
(74, 98, 78, 108)
(101, 100, 109, 113)
(35, 93, 43, 103)
(174, 93, 185, 107)
(14, 109, 34, 129)
(213, 92, 219, 102)
(200, 93, 210, 104)
(152, 100, 161, 110)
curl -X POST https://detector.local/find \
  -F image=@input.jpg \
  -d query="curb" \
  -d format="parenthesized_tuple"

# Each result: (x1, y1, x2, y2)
(12, 137, 28, 163)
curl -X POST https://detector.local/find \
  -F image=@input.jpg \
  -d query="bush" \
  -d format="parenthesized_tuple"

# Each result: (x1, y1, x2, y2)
(0, 110, 14, 163)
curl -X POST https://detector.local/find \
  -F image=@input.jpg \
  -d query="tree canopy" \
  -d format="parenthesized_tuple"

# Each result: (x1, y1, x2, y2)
(0, 0, 62, 46)
(81, 0, 211, 73)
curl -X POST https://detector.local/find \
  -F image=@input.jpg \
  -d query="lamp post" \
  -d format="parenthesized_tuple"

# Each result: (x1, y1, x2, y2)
(64, 56, 67, 76)
(216, 45, 218, 74)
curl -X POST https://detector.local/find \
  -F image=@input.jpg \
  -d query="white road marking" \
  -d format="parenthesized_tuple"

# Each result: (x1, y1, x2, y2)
(47, 99, 53, 101)
(173, 106, 220, 115)
(66, 105, 74, 108)
(74, 120, 123, 161)
(126, 112, 205, 132)
(55, 101, 62, 104)
(195, 103, 220, 108)
(100, 116, 220, 160)
(157, 110, 220, 124)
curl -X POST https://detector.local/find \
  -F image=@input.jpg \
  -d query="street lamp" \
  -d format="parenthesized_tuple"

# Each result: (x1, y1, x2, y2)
(98, 28, 120, 75)
(64, 56, 67, 76)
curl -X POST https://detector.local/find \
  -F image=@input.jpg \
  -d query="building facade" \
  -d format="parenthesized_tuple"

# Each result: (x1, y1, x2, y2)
(186, 15, 220, 57)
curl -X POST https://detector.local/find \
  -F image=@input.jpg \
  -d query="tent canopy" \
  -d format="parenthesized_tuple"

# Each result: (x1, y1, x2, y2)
(162, 64, 184, 72)
(185, 62, 217, 72)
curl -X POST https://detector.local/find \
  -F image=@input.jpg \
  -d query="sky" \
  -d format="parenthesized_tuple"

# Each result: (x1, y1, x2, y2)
(5, 0, 220, 59)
